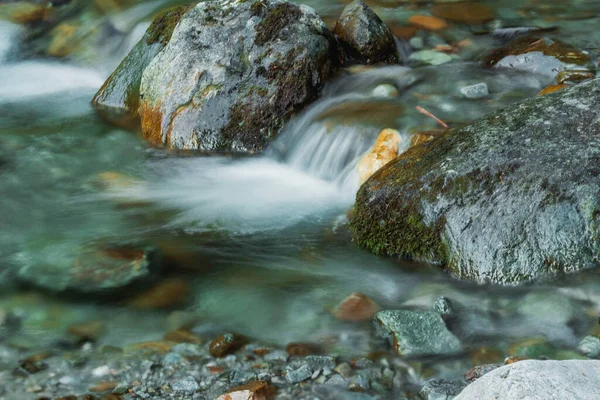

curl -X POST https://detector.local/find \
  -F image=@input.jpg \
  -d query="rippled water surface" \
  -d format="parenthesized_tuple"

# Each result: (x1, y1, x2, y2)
(2, 0, 600, 397)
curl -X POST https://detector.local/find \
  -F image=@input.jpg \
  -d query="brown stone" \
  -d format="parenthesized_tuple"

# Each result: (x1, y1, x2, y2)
(216, 381, 276, 400)
(164, 329, 202, 344)
(556, 70, 596, 84)
(432, 3, 494, 24)
(286, 342, 322, 357)
(68, 321, 105, 342)
(127, 341, 174, 354)
(252, 347, 272, 357)
(332, 293, 380, 322)
(89, 381, 119, 393)
(390, 26, 418, 40)
(538, 84, 569, 96)
(210, 333, 246, 358)
(485, 37, 590, 67)
(129, 278, 190, 309)
(0, 2, 47, 24)
(408, 15, 448, 31)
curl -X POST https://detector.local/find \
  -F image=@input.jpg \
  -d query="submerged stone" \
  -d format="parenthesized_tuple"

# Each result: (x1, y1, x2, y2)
(334, 0, 398, 64)
(333, 292, 380, 322)
(351, 79, 600, 285)
(210, 333, 246, 358)
(374, 310, 461, 356)
(454, 360, 600, 400)
(578, 336, 600, 358)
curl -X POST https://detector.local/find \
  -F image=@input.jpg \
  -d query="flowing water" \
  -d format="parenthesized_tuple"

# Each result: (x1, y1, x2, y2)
(2, 0, 600, 397)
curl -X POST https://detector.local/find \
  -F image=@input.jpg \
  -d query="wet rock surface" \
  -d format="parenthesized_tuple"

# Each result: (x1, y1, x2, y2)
(351, 78, 600, 285)
(374, 310, 461, 356)
(455, 360, 600, 399)
(334, 0, 398, 65)
(97, 0, 338, 152)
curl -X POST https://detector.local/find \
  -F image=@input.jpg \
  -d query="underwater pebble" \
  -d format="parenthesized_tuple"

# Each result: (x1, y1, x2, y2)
(460, 83, 489, 99)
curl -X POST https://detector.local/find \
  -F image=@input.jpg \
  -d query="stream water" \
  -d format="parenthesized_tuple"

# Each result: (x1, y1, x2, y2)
(2, 0, 600, 398)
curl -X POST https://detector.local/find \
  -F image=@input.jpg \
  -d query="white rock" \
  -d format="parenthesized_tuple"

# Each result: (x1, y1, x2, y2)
(372, 84, 399, 98)
(460, 83, 489, 99)
(578, 336, 600, 358)
(91, 365, 111, 377)
(455, 360, 600, 400)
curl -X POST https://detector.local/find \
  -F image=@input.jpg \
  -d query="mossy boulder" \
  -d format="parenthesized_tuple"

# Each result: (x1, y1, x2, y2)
(351, 79, 600, 285)
(95, 0, 337, 152)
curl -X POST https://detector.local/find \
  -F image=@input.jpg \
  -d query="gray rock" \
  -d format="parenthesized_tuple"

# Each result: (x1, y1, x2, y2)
(285, 363, 312, 383)
(578, 336, 600, 358)
(374, 310, 461, 356)
(97, 0, 337, 152)
(460, 83, 489, 99)
(420, 379, 468, 400)
(455, 360, 600, 399)
(334, 0, 398, 64)
(433, 296, 454, 317)
(351, 78, 600, 284)
(324, 374, 347, 387)
(304, 356, 336, 372)
(171, 376, 200, 393)
(494, 51, 564, 79)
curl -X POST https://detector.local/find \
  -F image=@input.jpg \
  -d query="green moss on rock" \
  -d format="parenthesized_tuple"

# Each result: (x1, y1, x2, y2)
(254, 3, 301, 46)
(146, 4, 195, 46)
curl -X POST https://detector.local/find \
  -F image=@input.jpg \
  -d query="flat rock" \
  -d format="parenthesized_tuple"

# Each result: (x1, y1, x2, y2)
(374, 310, 461, 356)
(455, 360, 600, 399)
(351, 79, 600, 284)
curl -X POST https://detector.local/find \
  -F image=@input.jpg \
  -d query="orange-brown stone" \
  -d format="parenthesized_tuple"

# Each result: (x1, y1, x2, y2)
(408, 15, 448, 31)
(216, 381, 276, 400)
(432, 3, 494, 24)
(129, 278, 190, 309)
(332, 293, 380, 322)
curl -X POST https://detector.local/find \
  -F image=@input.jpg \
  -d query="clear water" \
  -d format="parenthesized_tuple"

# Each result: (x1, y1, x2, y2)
(1, 0, 600, 388)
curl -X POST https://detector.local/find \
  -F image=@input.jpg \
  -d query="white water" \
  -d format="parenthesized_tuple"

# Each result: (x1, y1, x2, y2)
(113, 67, 416, 234)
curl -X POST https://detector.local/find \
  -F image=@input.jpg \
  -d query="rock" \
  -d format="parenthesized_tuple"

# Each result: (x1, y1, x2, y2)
(578, 336, 600, 358)
(454, 360, 600, 400)
(0, 2, 46, 24)
(556, 70, 596, 84)
(374, 310, 461, 356)
(538, 84, 568, 95)
(285, 363, 312, 383)
(171, 376, 200, 393)
(485, 37, 590, 81)
(431, 3, 494, 24)
(132, 0, 336, 152)
(372, 84, 399, 98)
(408, 15, 448, 31)
(459, 83, 489, 99)
(504, 356, 528, 365)
(332, 292, 380, 322)
(334, 0, 398, 64)
(409, 36, 424, 50)
(357, 129, 401, 184)
(304, 356, 336, 372)
(16, 243, 160, 293)
(350, 79, 600, 284)
(409, 50, 453, 66)
(334, 363, 354, 379)
(432, 296, 454, 317)
(89, 381, 119, 393)
(419, 379, 468, 400)
(464, 364, 500, 382)
(216, 381, 276, 400)
(128, 278, 190, 309)
(210, 333, 246, 358)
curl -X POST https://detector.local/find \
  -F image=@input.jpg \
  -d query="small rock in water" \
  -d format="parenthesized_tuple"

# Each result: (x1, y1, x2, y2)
(286, 342, 321, 356)
(333, 292, 380, 322)
(409, 50, 453, 66)
(408, 15, 448, 31)
(210, 333, 246, 358)
(285, 363, 312, 383)
(538, 84, 569, 95)
(171, 376, 200, 393)
(419, 379, 468, 400)
(556, 70, 596, 84)
(216, 381, 276, 400)
(334, 0, 398, 64)
(578, 336, 600, 358)
(465, 364, 501, 382)
(409, 36, 424, 50)
(129, 278, 190, 309)
(374, 310, 461, 356)
(357, 129, 401, 184)
(431, 3, 494, 24)
(460, 83, 489, 99)
(372, 84, 399, 98)
(432, 296, 454, 317)
(305, 356, 337, 372)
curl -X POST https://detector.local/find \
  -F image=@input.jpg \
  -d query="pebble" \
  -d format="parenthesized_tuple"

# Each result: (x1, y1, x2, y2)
(334, 362, 354, 379)
(460, 83, 489, 99)
(171, 376, 200, 393)
(324, 374, 346, 387)
(333, 293, 380, 322)
(371, 84, 399, 98)
(210, 333, 246, 358)
(409, 36, 424, 49)
(431, 3, 494, 24)
(285, 364, 312, 383)
(409, 15, 448, 31)
(419, 379, 468, 400)
(91, 365, 111, 377)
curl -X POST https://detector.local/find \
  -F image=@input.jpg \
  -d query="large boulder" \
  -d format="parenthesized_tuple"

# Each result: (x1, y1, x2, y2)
(94, 0, 337, 152)
(334, 0, 398, 64)
(455, 360, 600, 400)
(351, 79, 600, 285)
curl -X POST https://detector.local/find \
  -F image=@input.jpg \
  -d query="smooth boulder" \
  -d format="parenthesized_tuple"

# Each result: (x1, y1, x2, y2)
(334, 0, 398, 64)
(455, 360, 600, 400)
(95, 0, 337, 152)
(351, 79, 600, 285)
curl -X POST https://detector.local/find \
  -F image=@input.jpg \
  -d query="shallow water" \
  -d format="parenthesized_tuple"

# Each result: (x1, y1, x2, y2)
(1, 0, 600, 397)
